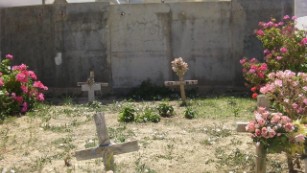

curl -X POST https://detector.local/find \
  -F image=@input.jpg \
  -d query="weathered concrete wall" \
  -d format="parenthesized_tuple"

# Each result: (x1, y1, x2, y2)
(0, 0, 295, 93)
(295, 0, 307, 17)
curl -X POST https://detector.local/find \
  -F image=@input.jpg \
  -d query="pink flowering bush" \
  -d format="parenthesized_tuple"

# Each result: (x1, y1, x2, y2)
(260, 70, 307, 119)
(246, 107, 304, 153)
(240, 58, 268, 99)
(0, 54, 48, 119)
(240, 15, 307, 98)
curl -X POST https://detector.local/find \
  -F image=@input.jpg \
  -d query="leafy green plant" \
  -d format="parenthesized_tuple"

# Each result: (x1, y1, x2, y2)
(0, 54, 48, 118)
(129, 79, 173, 100)
(157, 103, 174, 117)
(135, 107, 160, 123)
(118, 106, 136, 122)
(184, 107, 196, 119)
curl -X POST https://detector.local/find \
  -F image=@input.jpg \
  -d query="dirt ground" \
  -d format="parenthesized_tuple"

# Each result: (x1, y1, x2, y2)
(0, 99, 296, 173)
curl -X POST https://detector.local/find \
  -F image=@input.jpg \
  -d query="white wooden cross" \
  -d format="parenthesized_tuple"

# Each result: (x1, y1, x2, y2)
(236, 95, 307, 173)
(164, 77, 198, 104)
(75, 113, 139, 172)
(77, 71, 109, 102)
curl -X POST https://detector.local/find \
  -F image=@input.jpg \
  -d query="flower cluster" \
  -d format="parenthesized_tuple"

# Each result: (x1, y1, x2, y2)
(256, 15, 307, 72)
(260, 70, 307, 119)
(240, 58, 268, 99)
(246, 107, 304, 153)
(0, 54, 48, 116)
(240, 15, 307, 99)
(171, 57, 189, 77)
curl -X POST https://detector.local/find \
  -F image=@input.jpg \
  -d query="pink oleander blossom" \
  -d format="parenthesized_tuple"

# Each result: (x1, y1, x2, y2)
(28, 71, 37, 80)
(37, 93, 45, 101)
(5, 54, 13, 60)
(33, 81, 48, 90)
(21, 102, 28, 113)
(280, 47, 288, 54)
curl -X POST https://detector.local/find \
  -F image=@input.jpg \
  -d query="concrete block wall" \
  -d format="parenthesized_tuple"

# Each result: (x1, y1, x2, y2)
(0, 0, 294, 93)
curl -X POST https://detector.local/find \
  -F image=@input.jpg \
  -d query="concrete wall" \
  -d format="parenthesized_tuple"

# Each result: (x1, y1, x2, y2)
(0, 0, 294, 93)
(295, 0, 307, 17)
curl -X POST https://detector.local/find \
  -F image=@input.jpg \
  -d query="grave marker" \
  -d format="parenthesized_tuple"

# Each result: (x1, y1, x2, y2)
(77, 71, 109, 102)
(236, 95, 270, 173)
(75, 113, 139, 172)
(165, 57, 198, 104)
(236, 95, 307, 173)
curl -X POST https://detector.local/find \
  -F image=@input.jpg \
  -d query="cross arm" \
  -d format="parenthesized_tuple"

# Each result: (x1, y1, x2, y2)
(77, 82, 109, 87)
(75, 141, 139, 161)
(236, 122, 248, 133)
(164, 80, 198, 86)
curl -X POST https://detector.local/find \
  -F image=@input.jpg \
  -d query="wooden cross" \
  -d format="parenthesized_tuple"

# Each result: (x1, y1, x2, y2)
(164, 76, 198, 104)
(75, 113, 139, 172)
(236, 95, 270, 173)
(77, 71, 109, 102)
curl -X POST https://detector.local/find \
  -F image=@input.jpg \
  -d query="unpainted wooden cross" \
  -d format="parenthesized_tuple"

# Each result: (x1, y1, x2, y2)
(77, 71, 109, 102)
(236, 95, 307, 173)
(75, 113, 139, 172)
(164, 75, 198, 104)
(236, 95, 270, 173)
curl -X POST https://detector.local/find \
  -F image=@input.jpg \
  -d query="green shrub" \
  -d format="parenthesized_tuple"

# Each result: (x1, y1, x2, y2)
(184, 107, 196, 119)
(118, 106, 135, 122)
(157, 103, 174, 117)
(135, 107, 160, 123)
(129, 79, 174, 100)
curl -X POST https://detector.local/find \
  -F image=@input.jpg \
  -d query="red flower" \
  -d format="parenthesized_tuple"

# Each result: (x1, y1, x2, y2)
(250, 87, 257, 92)
(252, 93, 258, 99)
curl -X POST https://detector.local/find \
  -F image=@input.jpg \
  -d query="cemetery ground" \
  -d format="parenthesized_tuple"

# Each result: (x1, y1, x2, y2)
(0, 95, 297, 173)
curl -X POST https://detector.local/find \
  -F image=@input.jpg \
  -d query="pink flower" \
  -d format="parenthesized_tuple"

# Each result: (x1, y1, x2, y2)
(271, 113, 281, 124)
(0, 78, 3, 87)
(280, 47, 288, 54)
(5, 54, 13, 60)
(240, 58, 247, 65)
(284, 123, 294, 132)
(292, 103, 298, 109)
(259, 63, 268, 71)
(16, 72, 28, 83)
(301, 38, 307, 45)
(249, 69, 256, 73)
(278, 22, 284, 26)
(283, 15, 290, 20)
(28, 71, 37, 80)
(33, 81, 48, 90)
(246, 122, 256, 132)
(274, 79, 282, 87)
(37, 93, 45, 101)
(20, 85, 28, 94)
(249, 58, 257, 63)
(292, 16, 297, 20)
(21, 102, 28, 113)
(255, 129, 261, 136)
(304, 99, 307, 105)
(276, 56, 283, 60)
(256, 29, 264, 36)
(14, 96, 23, 104)
(263, 49, 270, 55)
(294, 134, 305, 143)
(281, 116, 291, 124)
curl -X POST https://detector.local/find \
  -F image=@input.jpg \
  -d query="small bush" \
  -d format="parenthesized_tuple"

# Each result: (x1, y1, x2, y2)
(135, 107, 160, 123)
(157, 103, 174, 117)
(184, 107, 196, 119)
(118, 106, 135, 122)
(129, 79, 174, 100)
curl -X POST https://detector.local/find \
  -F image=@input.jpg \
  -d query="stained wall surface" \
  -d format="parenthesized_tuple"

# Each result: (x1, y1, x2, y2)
(0, 0, 294, 92)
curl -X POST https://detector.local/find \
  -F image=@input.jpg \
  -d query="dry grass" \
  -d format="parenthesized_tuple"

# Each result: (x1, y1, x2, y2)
(0, 97, 294, 173)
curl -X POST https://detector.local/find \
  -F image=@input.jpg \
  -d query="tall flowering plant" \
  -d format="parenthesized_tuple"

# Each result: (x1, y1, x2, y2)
(0, 54, 48, 117)
(240, 58, 268, 99)
(246, 107, 305, 154)
(260, 70, 307, 119)
(240, 15, 307, 98)
(257, 15, 307, 72)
